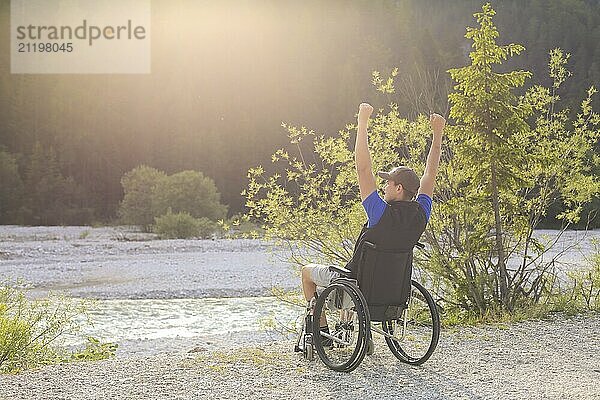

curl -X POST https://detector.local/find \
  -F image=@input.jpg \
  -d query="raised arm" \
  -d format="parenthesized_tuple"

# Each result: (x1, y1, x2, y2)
(417, 114, 446, 198)
(355, 103, 377, 201)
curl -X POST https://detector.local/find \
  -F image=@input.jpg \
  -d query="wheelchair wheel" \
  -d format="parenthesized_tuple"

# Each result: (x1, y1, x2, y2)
(382, 280, 440, 365)
(312, 281, 369, 372)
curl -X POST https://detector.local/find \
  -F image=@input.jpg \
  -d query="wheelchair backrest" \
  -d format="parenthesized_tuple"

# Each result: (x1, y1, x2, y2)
(356, 241, 413, 321)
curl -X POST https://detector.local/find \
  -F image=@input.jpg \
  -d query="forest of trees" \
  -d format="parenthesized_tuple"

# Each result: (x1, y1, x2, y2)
(1, 0, 599, 226)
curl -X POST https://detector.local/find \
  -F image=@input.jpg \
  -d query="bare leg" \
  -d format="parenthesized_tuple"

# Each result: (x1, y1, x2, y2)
(301, 265, 327, 327)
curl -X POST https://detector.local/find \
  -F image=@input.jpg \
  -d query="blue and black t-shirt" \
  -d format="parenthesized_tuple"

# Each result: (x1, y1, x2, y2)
(362, 190, 432, 228)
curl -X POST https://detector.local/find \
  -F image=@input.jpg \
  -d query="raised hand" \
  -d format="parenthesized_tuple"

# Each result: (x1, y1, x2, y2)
(358, 103, 374, 124)
(430, 113, 446, 134)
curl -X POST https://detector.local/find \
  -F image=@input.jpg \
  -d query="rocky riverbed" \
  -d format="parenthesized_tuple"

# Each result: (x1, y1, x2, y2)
(0, 225, 299, 299)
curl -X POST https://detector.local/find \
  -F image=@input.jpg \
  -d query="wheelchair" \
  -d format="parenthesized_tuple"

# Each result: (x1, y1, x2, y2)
(294, 241, 440, 372)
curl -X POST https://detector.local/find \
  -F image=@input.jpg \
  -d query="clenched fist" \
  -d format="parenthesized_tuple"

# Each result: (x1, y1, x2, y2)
(358, 103, 374, 123)
(430, 113, 446, 134)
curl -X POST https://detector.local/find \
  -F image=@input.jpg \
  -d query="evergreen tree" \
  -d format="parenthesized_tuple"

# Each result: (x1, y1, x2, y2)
(22, 142, 85, 225)
(0, 150, 23, 224)
(447, 3, 533, 309)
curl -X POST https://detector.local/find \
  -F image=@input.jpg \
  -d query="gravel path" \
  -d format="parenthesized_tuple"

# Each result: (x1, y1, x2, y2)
(3, 314, 599, 400)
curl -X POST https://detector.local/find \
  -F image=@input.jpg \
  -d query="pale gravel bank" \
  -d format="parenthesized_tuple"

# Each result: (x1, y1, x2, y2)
(2, 314, 599, 400)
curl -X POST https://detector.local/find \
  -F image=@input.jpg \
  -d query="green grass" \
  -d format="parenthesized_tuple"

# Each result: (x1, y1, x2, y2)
(190, 347, 294, 376)
(439, 296, 599, 328)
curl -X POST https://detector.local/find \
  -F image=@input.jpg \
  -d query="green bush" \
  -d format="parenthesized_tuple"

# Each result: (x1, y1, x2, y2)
(569, 243, 600, 311)
(119, 167, 227, 232)
(0, 284, 116, 373)
(196, 216, 217, 239)
(70, 337, 118, 362)
(153, 210, 216, 239)
(118, 165, 167, 231)
(151, 170, 228, 221)
(216, 214, 265, 239)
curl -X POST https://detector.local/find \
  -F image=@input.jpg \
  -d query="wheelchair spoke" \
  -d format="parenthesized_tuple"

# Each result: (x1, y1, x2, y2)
(311, 282, 368, 372)
(382, 280, 440, 365)
(320, 330, 352, 347)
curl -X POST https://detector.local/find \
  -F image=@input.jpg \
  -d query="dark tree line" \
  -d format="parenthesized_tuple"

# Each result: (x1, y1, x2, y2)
(0, 0, 598, 225)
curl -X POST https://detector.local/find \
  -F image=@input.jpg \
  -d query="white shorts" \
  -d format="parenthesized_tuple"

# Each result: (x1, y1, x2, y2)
(304, 263, 340, 287)
(305, 263, 356, 309)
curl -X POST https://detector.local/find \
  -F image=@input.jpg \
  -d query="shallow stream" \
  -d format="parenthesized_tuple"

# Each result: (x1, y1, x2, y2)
(63, 296, 302, 356)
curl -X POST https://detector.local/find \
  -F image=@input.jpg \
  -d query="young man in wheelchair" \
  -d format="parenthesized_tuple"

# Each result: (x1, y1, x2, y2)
(301, 103, 445, 347)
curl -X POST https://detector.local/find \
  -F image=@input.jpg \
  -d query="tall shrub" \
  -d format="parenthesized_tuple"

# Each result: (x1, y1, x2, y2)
(119, 167, 227, 231)
(151, 170, 228, 221)
(118, 165, 167, 231)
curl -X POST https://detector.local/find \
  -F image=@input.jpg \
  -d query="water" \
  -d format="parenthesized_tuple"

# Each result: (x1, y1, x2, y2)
(78, 296, 300, 340)
(62, 296, 303, 356)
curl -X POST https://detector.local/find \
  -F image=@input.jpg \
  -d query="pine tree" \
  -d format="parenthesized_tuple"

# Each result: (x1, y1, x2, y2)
(0, 150, 24, 224)
(22, 142, 83, 225)
(447, 3, 533, 309)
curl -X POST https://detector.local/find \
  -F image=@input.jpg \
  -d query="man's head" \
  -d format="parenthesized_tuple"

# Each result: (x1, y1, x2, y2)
(377, 166, 420, 202)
